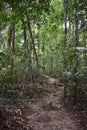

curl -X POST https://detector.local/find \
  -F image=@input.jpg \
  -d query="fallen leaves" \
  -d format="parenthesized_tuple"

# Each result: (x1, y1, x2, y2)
(0, 104, 34, 130)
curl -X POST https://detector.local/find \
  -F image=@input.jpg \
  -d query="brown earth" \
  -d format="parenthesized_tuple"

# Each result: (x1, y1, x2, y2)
(0, 76, 82, 130)
(22, 76, 81, 130)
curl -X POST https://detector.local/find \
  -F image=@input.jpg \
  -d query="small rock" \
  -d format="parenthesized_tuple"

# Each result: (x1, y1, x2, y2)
(37, 115, 52, 123)
(62, 127, 69, 130)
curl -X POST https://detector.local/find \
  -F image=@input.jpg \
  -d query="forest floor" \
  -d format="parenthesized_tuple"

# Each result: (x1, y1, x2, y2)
(0, 76, 86, 130)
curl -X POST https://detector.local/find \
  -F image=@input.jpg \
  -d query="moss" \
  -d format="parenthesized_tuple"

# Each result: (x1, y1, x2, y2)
(44, 87, 56, 93)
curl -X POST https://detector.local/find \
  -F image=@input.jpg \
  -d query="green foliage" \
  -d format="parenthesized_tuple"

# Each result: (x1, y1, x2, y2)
(0, 0, 86, 106)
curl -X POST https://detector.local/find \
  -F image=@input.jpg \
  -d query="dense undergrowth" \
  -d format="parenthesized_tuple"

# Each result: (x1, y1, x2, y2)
(0, 75, 87, 130)
(63, 87, 87, 130)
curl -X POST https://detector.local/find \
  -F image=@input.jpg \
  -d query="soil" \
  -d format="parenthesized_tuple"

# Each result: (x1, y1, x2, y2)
(21, 76, 81, 130)
(0, 76, 83, 130)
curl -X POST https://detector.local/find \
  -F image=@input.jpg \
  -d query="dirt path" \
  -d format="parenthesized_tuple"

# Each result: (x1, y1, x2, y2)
(23, 76, 80, 130)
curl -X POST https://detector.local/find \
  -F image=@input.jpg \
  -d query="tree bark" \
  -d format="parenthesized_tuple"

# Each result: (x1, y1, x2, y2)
(7, 25, 13, 50)
(26, 12, 39, 69)
(63, 0, 68, 71)
(7, 23, 15, 83)
(22, 20, 27, 50)
(63, 0, 68, 98)
(11, 24, 15, 83)
(73, 0, 79, 105)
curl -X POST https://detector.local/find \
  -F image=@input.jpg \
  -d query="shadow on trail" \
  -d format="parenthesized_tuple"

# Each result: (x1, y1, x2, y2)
(24, 76, 80, 130)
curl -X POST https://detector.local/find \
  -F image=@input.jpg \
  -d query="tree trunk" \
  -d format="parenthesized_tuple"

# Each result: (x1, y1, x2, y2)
(7, 25, 13, 50)
(11, 24, 15, 83)
(42, 42, 45, 73)
(7, 23, 15, 83)
(73, 0, 79, 105)
(22, 20, 27, 50)
(83, 32, 87, 65)
(26, 13, 39, 67)
(63, 0, 68, 98)
(26, 12, 40, 78)
(22, 19, 33, 80)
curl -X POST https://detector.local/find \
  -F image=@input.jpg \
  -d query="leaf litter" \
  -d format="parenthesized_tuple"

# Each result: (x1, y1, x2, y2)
(0, 76, 82, 130)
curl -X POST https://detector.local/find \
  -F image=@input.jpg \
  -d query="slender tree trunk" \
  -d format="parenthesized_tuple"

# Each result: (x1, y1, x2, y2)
(12, 24, 15, 53)
(63, 0, 68, 98)
(26, 14, 40, 79)
(11, 24, 15, 83)
(83, 32, 87, 65)
(42, 42, 45, 73)
(22, 20, 27, 50)
(22, 19, 33, 80)
(7, 24, 15, 83)
(63, 0, 68, 71)
(7, 24, 13, 79)
(73, 0, 79, 105)
(7, 25, 13, 50)
(26, 12, 39, 70)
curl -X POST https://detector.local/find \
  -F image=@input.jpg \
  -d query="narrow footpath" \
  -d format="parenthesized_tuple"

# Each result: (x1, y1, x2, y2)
(22, 76, 81, 130)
